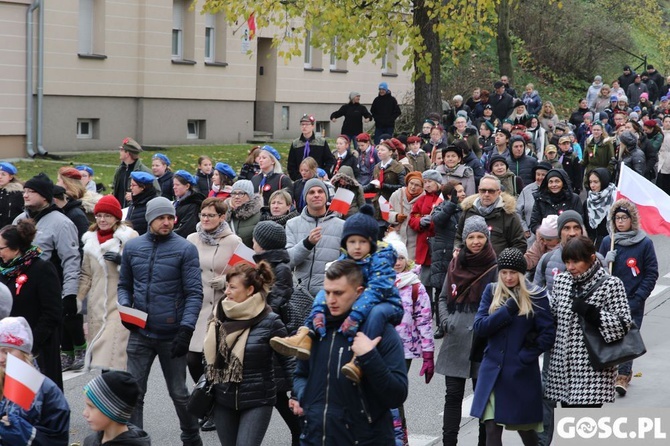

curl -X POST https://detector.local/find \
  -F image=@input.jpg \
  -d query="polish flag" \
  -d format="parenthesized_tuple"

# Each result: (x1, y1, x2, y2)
(616, 164, 670, 235)
(247, 13, 256, 39)
(379, 195, 392, 221)
(227, 243, 257, 268)
(433, 193, 445, 208)
(4, 354, 45, 410)
(329, 188, 355, 215)
(117, 305, 148, 329)
(364, 192, 377, 200)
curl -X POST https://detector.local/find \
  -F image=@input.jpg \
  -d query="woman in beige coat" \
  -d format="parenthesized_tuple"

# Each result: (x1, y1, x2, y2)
(77, 195, 138, 371)
(388, 171, 425, 259)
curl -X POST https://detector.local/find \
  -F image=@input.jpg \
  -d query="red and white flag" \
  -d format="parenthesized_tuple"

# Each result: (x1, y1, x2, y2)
(329, 188, 355, 215)
(247, 13, 256, 39)
(117, 305, 148, 329)
(617, 164, 670, 235)
(227, 243, 257, 268)
(379, 195, 392, 221)
(4, 354, 45, 410)
(433, 193, 445, 208)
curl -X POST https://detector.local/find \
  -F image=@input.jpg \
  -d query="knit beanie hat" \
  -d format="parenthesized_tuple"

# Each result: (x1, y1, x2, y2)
(349, 91, 361, 101)
(24, 173, 54, 202)
(231, 180, 254, 197)
(84, 371, 140, 425)
(462, 215, 490, 240)
(340, 204, 379, 253)
(0, 283, 12, 319)
(145, 196, 175, 224)
(0, 317, 33, 354)
(422, 169, 442, 185)
(302, 178, 329, 201)
(384, 231, 409, 259)
(253, 221, 287, 251)
(557, 210, 583, 234)
(405, 171, 423, 187)
(497, 248, 527, 273)
(538, 215, 559, 239)
(94, 195, 123, 220)
(619, 131, 638, 147)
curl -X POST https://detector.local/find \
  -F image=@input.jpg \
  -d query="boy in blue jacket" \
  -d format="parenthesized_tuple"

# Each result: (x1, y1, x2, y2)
(271, 204, 403, 382)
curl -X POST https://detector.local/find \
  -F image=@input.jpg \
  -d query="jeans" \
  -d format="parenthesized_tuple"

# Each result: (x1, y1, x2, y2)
(618, 308, 645, 376)
(443, 376, 485, 446)
(374, 126, 395, 144)
(213, 404, 273, 446)
(538, 354, 555, 446)
(126, 332, 200, 443)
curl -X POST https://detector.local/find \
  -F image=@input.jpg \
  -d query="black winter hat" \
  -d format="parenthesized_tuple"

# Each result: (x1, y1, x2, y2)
(489, 154, 509, 169)
(442, 145, 463, 159)
(83, 371, 140, 424)
(253, 221, 287, 251)
(341, 204, 379, 253)
(24, 173, 54, 203)
(497, 248, 527, 273)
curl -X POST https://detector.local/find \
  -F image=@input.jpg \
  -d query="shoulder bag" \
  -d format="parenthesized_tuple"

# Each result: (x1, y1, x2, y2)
(186, 374, 214, 419)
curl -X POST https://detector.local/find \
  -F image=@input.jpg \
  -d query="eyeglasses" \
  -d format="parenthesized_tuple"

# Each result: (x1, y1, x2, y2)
(199, 213, 221, 219)
(615, 216, 630, 221)
(479, 188, 500, 194)
(230, 191, 248, 197)
(95, 214, 116, 220)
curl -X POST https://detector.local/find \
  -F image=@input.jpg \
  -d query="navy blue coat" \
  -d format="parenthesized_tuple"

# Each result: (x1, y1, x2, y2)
(470, 282, 555, 424)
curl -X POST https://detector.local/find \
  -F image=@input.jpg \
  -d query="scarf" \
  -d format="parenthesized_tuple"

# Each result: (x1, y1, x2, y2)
(0, 246, 42, 278)
(586, 183, 616, 228)
(571, 261, 602, 296)
(613, 229, 647, 247)
(196, 221, 230, 246)
(174, 190, 192, 208)
(97, 228, 114, 245)
(396, 270, 421, 289)
(475, 196, 500, 217)
(445, 242, 497, 313)
(405, 186, 422, 202)
(204, 293, 270, 384)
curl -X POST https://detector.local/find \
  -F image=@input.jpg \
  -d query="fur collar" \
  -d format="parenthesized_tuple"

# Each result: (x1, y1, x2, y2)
(229, 194, 263, 221)
(1, 181, 23, 193)
(461, 191, 517, 215)
(608, 198, 640, 232)
(82, 224, 138, 264)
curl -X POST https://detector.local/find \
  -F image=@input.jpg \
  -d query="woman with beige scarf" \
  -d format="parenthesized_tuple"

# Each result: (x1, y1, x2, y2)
(204, 261, 295, 446)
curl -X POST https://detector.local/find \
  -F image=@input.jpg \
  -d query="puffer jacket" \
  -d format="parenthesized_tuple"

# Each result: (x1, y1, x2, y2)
(213, 309, 295, 411)
(330, 166, 366, 219)
(388, 188, 423, 259)
(429, 200, 462, 291)
(436, 164, 476, 196)
(174, 191, 205, 238)
(125, 187, 158, 236)
(293, 318, 408, 446)
(522, 90, 542, 115)
(0, 181, 24, 228)
(118, 231, 203, 339)
(228, 194, 263, 248)
(455, 193, 527, 256)
(507, 151, 538, 187)
(621, 147, 646, 178)
(530, 170, 583, 233)
(253, 249, 293, 315)
(196, 169, 213, 196)
(516, 182, 540, 233)
(157, 170, 175, 201)
(285, 209, 344, 297)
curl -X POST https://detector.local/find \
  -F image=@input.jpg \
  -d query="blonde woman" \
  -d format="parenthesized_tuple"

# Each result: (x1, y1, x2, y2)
(470, 248, 555, 446)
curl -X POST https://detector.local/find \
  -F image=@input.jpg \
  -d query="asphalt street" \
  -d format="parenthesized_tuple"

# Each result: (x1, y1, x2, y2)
(63, 233, 670, 446)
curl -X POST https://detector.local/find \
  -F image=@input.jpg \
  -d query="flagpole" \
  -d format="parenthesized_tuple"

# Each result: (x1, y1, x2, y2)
(610, 163, 626, 274)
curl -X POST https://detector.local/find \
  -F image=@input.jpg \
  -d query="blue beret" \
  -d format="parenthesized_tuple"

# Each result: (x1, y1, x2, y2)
(130, 171, 155, 185)
(317, 168, 327, 178)
(261, 145, 281, 160)
(214, 162, 236, 179)
(174, 170, 197, 186)
(0, 163, 18, 175)
(75, 165, 94, 176)
(152, 153, 171, 166)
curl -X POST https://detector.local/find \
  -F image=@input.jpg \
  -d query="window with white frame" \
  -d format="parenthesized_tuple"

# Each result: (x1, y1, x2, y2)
(329, 37, 338, 70)
(304, 30, 313, 68)
(381, 41, 397, 75)
(78, 0, 94, 55)
(172, 0, 184, 59)
(205, 13, 215, 62)
(187, 120, 206, 139)
(77, 119, 94, 139)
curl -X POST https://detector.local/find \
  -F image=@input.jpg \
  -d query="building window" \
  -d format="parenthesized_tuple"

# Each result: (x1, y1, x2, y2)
(172, 0, 184, 59)
(281, 106, 290, 131)
(187, 120, 206, 139)
(381, 42, 398, 75)
(204, 14, 215, 62)
(303, 30, 323, 71)
(77, 119, 95, 139)
(304, 31, 313, 68)
(329, 37, 347, 72)
(78, 0, 106, 56)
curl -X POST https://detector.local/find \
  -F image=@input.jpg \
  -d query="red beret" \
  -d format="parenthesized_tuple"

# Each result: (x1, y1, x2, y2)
(59, 167, 82, 180)
(643, 119, 658, 128)
(356, 133, 371, 142)
(406, 135, 422, 144)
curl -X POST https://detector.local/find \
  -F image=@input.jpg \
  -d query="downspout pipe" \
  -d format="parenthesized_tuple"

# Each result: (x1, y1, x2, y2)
(25, 0, 48, 157)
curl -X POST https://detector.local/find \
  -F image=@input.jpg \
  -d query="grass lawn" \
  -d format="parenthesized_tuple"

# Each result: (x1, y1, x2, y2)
(9, 143, 291, 191)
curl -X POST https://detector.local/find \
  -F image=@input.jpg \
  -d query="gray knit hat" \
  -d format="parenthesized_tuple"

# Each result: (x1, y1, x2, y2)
(253, 221, 287, 251)
(84, 371, 140, 425)
(231, 179, 255, 197)
(557, 210, 583, 234)
(145, 196, 175, 224)
(0, 282, 13, 319)
(0, 317, 33, 354)
(462, 215, 490, 240)
(302, 178, 329, 200)
(619, 131, 638, 148)
(498, 248, 527, 273)
(422, 169, 442, 185)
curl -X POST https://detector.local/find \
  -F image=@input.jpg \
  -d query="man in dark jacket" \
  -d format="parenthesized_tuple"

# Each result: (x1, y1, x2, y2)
(111, 137, 159, 208)
(287, 114, 335, 181)
(618, 65, 637, 92)
(646, 64, 665, 94)
(489, 81, 514, 123)
(506, 135, 537, 187)
(330, 92, 372, 148)
(291, 259, 408, 445)
(118, 197, 204, 446)
(371, 82, 402, 144)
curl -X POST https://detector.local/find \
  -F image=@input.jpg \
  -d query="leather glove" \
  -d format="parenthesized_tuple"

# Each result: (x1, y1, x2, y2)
(208, 275, 226, 290)
(63, 294, 78, 317)
(103, 251, 122, 265)
(339, 315, 360, 338)
(450, 188, 460, 204)
(121, 320, 139, 332)
(313, 313, 326, 339)
(571, 300, 601, 326)
(419, 351, 435, 384)
(505, 297, 519, 316)
(396, 214, 407, 223)
(420, 215, 432, 228)
(171, 326, 194, 358)
(604, 250, 617, 265)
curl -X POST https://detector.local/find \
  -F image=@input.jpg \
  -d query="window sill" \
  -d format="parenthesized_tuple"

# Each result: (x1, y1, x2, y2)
(172, 59, 197, 65)
(205, 61, 229, 68)
(382, 72, 398, 77)
(304, 67, 324, 72)
(78, 53, 107, 60)
(329, 69, 349, 74)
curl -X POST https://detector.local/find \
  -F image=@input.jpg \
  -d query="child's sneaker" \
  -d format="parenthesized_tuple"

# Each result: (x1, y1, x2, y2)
(70, 348, 86, 371)
(341, 357, 362, 383)
(60, 352, 74, 372)
(270, 326, 313, 360)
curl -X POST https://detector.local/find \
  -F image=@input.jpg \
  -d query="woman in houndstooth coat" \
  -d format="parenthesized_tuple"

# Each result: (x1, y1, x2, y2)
(544, 236, 632, 406)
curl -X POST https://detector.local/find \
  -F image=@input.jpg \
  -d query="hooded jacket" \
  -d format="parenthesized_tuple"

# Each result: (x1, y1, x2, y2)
(582, 135, 616, 183)
(529, 169, 583, 233)
(330, 165, 366, 219)
(507, 149, 538, 187)
(0, 181, 24, 228)
(174, 191, 205, 238)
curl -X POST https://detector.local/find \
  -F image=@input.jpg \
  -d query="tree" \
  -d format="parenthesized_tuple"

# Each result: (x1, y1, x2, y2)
(200, 0, 497, 132)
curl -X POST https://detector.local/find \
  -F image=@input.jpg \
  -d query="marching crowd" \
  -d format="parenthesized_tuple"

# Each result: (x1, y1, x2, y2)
(0, 74, 661, 446)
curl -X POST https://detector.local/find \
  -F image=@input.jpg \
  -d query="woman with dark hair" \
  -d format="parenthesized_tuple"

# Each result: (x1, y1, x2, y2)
(569, 98, 590, 128)
(209, 162, 237, 200)
(195, 155, 214, 195)
(239, 147, 261, 180)
(0, 219, 63, 389)
(331, 135, 360, 178)
(173, 170, 205, 238)
(125, 171, 158, 236)
(204, 261, 295, 446)
(152, 153, 175, 201)
(583, 168, 616, 249)
(529, 169, 582, 234)
(545, 236, 632, 408)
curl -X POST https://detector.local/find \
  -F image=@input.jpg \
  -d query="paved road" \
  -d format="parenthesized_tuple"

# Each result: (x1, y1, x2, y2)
(64, 234, 670, 445)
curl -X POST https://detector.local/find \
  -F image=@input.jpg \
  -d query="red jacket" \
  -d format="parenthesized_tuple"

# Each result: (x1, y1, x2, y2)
(409, 192, 442, 265)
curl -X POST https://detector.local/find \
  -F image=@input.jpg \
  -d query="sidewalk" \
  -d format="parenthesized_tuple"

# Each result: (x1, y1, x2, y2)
(454, 288, 670, 446)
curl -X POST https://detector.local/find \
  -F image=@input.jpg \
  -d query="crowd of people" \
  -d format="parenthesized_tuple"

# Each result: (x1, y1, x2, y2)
(0, 73, 660, 445)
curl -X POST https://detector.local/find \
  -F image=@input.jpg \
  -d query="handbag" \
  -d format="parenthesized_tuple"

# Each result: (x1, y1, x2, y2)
(186, 374, 214, 418)
(283, 282, 315, 335)
(574, 276, 647, 371)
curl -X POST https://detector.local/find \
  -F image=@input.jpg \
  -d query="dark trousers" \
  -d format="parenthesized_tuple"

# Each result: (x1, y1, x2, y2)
(37, 326, 63, 390)
(61, 314, 86, 351)
(213, 404, 273, 446)
(275, 392, 301, 446)
(443, 376, 485, 446)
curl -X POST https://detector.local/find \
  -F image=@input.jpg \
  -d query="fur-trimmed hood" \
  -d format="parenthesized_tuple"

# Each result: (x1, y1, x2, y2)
(0, 181, 23, 193)
(461, 191, 517, 215)
(228, 194, 263, 221)
(331, 165, 361, 188)
(80, 191, 101, 214)
(608, 198, 640, 232)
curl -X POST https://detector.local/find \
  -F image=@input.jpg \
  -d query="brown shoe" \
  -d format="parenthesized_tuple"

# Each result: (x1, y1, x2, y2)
(270, 326, 313, 360)
(615, 374, 629, 396)
(341, 357, 363, 383)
